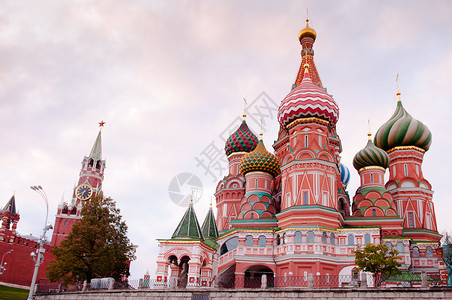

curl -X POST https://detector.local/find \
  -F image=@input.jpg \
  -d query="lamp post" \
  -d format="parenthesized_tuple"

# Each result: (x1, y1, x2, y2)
(0, 249, 13, 275)
(28, 185, 53, 300)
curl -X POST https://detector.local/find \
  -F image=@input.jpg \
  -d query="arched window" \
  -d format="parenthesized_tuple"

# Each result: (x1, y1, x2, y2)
(282, 233, 286, 244)
(372, 209, 376, 217)
(245, 235, 253, 247)
(307, 231, 315, 243)
(330, 233, 335, 245)
(396, 242, 404, 254)
(276, 234, 281, 246)
(370, 173, 374, 183)
(385, 242, 392, 251)
(294, 231, 302, 243)
(258, 235, 266, 247)
(426, 246, 433, 258)
(364, 234, 371, 245)
(347, 234, 354, 246)
(322, 232, 327, 244)
(88, 159, 94, 167)
(96, 160, 101, 170)
(220, 237, 239, 255)
(412, 247, 420, 258)
(305, 135, 308, 147)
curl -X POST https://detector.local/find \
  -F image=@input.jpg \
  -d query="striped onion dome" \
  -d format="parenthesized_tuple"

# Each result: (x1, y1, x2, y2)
(374, 98, 432, 151)
(278, 67, 339, 128)
(239, 138, 281, 177)
(340, 163, 350, 186)
(353, 135, 390, 171)
(225, 119, 259, 156)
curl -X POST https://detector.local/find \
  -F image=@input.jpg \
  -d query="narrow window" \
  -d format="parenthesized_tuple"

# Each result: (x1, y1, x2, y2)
(303, 192, 308, 205)
(245, 235, 253, 247)
(412, 247, 420, 257)
(255, 179, 258, 188)
(404, 164, 408, 176)
(426, 247, 433, 258)
(330, 233, 335, 245)
(396, 242, 404, 253)
(250, 213, 254, 219)
(364, 234, 371, 245)
(258, 235, 266, 247)
(372, 209, 376, 217)
(322, 232, 327, 244)
(294, 231, 302, 243)
(408, 212, 414, 228)
(370, 173, 374, 183)
(276, 234, 281, 246)
(307, 231, 314, 243)
(305, 135, 308, 147)
(347, 235, 354, 246)
(282, 233, 286, 244)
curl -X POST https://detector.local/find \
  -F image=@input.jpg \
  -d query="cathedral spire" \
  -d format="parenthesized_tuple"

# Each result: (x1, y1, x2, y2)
(293, 18, 323, 89)
(171, 201, 204, 240)
(88, 121, 104, 161)
(201, 203, 219, 240)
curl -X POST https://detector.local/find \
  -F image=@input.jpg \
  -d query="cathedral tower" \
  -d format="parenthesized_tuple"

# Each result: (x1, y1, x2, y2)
(215, 114, 258, 232)
(50, 122, 106, 246)
(374, 90, 439, 242)
(274, 20, 343, 229)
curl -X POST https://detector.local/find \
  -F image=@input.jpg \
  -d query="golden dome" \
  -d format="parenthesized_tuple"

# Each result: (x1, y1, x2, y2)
(298, 19, 316, 41)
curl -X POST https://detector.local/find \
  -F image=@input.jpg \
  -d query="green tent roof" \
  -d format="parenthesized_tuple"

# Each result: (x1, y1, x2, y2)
(201, 206, 219, 240)
(171, 203, 204, 240)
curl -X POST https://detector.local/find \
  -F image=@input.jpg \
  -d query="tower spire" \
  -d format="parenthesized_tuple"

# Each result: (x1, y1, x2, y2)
(396, 74, 401, 102)
(89, 122, 104, 161)
(293, 16, 323, 89)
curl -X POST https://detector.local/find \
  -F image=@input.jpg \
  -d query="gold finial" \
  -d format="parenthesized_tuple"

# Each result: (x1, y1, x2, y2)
(367, 119, 372, 140)
(189, 191, 194, 205)
(210, 197, 213, 208)
(243, 98, 247, 120)
(396, 73, 401, 102)
(259, 118, 264, 139)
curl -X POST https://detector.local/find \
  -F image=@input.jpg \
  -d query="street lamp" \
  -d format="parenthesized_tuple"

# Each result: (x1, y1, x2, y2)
(28, 186, 53, 300)
(0, 249, 13, 275)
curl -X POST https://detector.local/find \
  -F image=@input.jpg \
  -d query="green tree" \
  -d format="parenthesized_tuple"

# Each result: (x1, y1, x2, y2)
(353, 243, 401, 286)
(47, 195, 137, 284)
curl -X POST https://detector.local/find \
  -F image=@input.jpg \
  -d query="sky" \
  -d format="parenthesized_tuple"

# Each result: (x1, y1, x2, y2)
(1, 0, 451, 280)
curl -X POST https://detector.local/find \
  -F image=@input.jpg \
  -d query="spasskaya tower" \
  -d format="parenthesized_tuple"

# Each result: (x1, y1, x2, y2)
(50, 121, 106, 246)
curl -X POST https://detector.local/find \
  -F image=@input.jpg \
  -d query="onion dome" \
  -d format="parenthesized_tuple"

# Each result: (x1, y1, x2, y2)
(278, 65, 339, 128)
(340, 163, 350, 187)
(239, 136, 281, 177)
(225, 118, 259, 156)
(299, 18, 317, 41)
(374, 93, 432, 151)
(353, 134, 390, 171)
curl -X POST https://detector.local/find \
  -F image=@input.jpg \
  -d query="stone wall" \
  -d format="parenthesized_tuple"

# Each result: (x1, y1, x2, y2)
(35, 287, 452, 300)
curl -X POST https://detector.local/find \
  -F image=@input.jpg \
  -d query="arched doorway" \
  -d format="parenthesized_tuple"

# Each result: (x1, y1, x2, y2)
(244, 265, 274, 288)
(179, 256, 190, 288)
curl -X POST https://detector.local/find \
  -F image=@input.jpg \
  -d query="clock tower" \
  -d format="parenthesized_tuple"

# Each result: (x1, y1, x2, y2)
(50, 121, 106, 246)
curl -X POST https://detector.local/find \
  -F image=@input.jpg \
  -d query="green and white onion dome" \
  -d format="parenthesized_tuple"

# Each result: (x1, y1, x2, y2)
(374, 96, 432, 151)
(353, 135, 390, 171)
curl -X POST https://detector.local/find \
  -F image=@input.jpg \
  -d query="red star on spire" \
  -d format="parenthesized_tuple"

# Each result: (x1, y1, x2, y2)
(99, 120, 106, 128)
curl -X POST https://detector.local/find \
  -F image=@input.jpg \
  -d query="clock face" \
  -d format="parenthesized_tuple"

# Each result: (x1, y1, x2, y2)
(76, 184, 93, 201)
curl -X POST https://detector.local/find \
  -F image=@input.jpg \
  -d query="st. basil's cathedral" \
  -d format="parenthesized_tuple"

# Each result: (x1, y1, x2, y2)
(155, 19, 447, 287)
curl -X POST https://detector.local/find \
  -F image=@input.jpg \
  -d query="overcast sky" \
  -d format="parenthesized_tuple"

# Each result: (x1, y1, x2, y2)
(1, 0, 451, 279)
